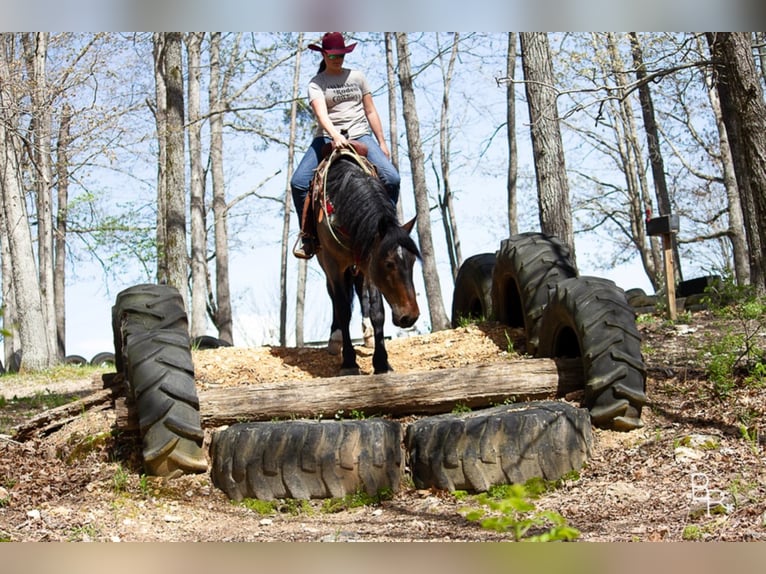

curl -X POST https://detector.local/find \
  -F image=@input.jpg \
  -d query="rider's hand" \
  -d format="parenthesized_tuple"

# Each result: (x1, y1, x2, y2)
(332, 132, 349, 149)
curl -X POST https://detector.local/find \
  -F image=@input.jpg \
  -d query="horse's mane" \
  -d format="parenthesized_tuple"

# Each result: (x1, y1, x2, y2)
(326, 158, 420, 261)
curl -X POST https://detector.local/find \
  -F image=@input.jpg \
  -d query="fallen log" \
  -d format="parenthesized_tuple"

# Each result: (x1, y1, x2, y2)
(199, 357, 583, 426)
(12, 373, 124, 441)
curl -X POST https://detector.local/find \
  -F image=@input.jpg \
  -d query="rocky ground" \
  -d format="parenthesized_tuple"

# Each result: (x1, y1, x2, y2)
(0, 313, 764, 542)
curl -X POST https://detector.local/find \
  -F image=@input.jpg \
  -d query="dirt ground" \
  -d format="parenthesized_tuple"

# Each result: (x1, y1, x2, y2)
(0, 314, 764, 542)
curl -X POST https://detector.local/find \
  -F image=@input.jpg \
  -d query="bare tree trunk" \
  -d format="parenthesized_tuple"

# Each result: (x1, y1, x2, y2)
(281, 33, 303, 347)
(208, 33, 233, 343)
(27, 33, 58, 358)
(186, 32, 207, 338)
(55, 104, 72, 359)
(152, 33, 169, 285)
(162, 32, 189, 311)
(698, 36, 750, 286)
(385, 33, 403, 222)
(602, 33, 661, 290)
(0, 35, 53, 370)
(395, 33, 450, 332)
(438, 32, 462, 280)
(519, 33, 576, 264)
(1, 199, 20, 370)
(506, 32, 519, 236)
(629, 32, 683, 284)
(707, 32, 766, 292)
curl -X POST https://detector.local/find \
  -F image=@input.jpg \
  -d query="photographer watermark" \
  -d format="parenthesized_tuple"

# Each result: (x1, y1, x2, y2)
(690, 472, 732, 516)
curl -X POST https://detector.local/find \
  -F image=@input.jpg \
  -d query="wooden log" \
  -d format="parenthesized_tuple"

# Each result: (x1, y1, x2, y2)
(13, 388, 115, 441)
(199, 358, 583, 426)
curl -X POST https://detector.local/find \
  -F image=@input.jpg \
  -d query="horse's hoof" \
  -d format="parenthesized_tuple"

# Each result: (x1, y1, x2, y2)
(327, 330, 342, 355)
(339, 367, 361, 376)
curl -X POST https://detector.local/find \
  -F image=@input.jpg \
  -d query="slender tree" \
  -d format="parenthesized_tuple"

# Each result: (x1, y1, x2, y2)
(281, 33, 303, 347)
(0, 34, 54, 369)
(519, 32, 576, 262)
(629, 32, 682, 283)
(506, 32, 519, 236)
(395, 32, 450, 332)
(437, 32, 462, 280)
(25, 33, 58, 358)
(54, 104, 72, 359)
(384, 33, 403, 222)
(208, 32, 234, 343)
(186, 32, 207, 338)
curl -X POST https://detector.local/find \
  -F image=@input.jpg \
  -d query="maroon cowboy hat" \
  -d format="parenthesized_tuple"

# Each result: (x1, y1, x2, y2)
(308, 32, 357, 55)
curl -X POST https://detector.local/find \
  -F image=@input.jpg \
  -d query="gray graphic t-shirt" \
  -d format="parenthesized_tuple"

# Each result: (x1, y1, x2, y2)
(308, 69, 372, 139)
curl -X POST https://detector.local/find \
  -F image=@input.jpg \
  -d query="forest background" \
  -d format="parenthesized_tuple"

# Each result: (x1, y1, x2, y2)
(1, 28, 765, 367)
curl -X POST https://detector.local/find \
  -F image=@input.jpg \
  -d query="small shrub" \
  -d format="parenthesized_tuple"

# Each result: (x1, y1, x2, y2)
(461, 481, 580, 542)
(682, 524, 703, 541)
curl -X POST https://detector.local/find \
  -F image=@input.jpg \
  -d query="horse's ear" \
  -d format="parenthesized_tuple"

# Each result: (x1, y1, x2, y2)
(402, 215, 417, 235)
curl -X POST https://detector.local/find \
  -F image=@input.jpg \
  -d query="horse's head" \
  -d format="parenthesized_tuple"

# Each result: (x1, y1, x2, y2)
(368, 216, 420, 328)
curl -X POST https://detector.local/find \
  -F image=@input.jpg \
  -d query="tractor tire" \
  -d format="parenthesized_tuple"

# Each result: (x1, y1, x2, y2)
(210, 419, 403, 501)
(124, 328, 207, 477)
(112, 284, 189, 373)
(90, 352, 116, 367)
(451, 253, 496, 327)
(405, 402, 592, 493)
(537, 276, 647, 431)
(491, 232, 577, 355)
(65, 354, 88, 366)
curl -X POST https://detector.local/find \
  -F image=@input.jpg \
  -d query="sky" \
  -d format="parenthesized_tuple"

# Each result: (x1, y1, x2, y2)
(4, 4, 760, 361)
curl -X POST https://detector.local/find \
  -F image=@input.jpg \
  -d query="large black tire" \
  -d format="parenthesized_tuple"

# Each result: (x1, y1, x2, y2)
(112, 284, 207, 478)
(405, 402, 592, 492)
(90, 351, 116, 367)
(491, 233, 577, 355)
(65, 354, 88, 366)
(112, 284, 189, 373)
(451, 253, 496, 327)
(124, 328, 207, 477)
(537, 276, 647, 431)
(210, 419, 403, 501)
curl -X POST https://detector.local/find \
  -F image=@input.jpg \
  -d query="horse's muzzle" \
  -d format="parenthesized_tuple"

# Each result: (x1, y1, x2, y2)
(393, 312, 418, 329)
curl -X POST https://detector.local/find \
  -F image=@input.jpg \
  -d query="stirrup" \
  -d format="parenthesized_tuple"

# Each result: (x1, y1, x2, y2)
(293, 234, 317, 260)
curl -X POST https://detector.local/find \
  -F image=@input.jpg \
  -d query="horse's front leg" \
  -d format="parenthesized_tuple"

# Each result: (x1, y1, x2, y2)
(367, 284, 393, 374)
(332, 274, 360, 376)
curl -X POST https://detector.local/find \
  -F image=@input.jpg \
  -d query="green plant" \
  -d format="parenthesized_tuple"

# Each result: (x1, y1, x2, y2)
(112, 464, 129, 493)
(697, 278, 766, 398)
(738, 424, 760, 456)
(240, 498, 278, 515)
(239, 497, 313, 516)
(682, 524, 703, 541)
(456, 314, 486, 328)
(138, 474, 151, 497)
(321, 488, 393, 513)
(451, 402, 472, 414)
(504, 330, 515, 354)
(461, 481, 580, 542)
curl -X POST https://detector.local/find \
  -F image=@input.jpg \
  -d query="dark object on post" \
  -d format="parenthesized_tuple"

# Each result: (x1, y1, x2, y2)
(645, 214, 679, 320)
(645, 214, 679, 236)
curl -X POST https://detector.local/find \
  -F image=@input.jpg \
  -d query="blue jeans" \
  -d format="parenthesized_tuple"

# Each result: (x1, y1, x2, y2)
(290, 134, 401, 229)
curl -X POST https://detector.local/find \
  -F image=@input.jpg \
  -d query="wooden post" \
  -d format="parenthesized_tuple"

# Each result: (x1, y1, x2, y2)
(646, 214, 679, 321)
(662, 232, 677, 321)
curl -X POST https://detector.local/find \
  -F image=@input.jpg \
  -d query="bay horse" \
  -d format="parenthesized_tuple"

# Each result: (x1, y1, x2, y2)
(312, 146, 420, 375)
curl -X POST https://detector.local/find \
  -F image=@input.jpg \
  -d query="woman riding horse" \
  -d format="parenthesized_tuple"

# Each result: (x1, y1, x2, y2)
(290, 32, 400, 259)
